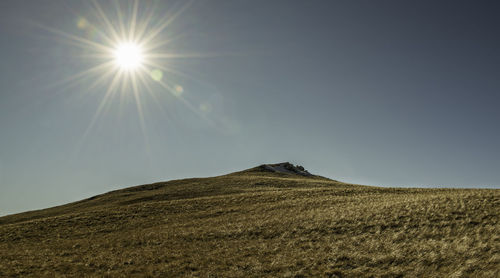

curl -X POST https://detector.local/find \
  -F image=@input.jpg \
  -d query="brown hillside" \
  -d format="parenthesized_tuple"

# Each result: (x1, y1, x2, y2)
(0, 164, 498, 277)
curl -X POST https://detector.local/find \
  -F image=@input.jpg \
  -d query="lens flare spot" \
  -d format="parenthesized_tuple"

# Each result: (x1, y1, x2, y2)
(150, 69, 163, 81)
(199, 102, 212, 113)
(174, 85, 184, 96)
(76, 17, 88, 29)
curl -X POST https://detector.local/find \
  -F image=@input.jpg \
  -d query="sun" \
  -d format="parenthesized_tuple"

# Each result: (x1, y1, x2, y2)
(38, 1, 204, 150)
(113, 42, 144, 70)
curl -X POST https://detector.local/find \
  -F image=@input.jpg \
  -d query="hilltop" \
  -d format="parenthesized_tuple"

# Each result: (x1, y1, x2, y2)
(0, 163, 498, 277)
(240, 162, 315, 177)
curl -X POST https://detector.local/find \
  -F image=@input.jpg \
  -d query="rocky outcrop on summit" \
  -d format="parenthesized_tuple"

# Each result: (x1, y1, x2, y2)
(260, 162, 313, 176)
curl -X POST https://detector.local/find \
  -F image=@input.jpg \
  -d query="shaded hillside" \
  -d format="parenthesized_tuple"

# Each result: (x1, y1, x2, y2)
(0, 164, 498, 277)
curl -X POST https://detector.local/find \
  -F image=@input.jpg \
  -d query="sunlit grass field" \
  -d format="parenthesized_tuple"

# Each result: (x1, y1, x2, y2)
(0, 166, 498, 277)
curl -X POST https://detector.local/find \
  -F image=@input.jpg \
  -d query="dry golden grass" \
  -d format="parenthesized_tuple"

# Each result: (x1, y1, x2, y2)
(0, 167, 499, 277)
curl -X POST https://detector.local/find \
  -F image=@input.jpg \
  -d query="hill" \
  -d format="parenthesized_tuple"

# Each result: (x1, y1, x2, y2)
(0, 163, 498, 277)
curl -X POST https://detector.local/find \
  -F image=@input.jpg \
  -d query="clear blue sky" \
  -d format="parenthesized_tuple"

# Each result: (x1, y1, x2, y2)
(1, 0, 499, 215)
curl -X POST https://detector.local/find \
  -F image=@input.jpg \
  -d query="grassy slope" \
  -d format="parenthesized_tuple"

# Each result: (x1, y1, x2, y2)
(0, 167, 499, 277)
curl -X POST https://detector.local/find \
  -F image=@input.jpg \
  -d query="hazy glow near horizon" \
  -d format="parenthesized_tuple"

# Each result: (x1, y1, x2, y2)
(113, 42, 144, 70)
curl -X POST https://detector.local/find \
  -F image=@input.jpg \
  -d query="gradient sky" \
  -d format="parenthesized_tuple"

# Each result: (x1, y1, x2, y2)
(1, 0, 499, 216)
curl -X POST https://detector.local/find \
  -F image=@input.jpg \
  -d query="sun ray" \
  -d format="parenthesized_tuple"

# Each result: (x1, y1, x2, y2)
(143, 60, 204, 86)
(84, 69, 123, 138)
(117, 71, 130, 117)
(145, 52, 225, 59)
(91, 0, 122, 44)
(35, 22, 114, 53)
(142, 33, 188, 52)
(136, 70, 169, 116)
(129, 0, 139, 41)
(136, 71, 178, 138)
(153, 78, 208, 121)
(141, 0, 194, 46)
(52, 68, 116, 106)
(84, 68, 120, 95)
(56, 1, 117, 48)
(132, 3, 156, 43)
(42, 61, 113, 92)
(72, 69, 123, 158)
(131, 71, 152, 158)
(112, 0, 128, 40)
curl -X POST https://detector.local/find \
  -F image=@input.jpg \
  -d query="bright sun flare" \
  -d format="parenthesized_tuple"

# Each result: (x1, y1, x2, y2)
(113, 42, 144, 70)
(40, 0, 203, 148)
